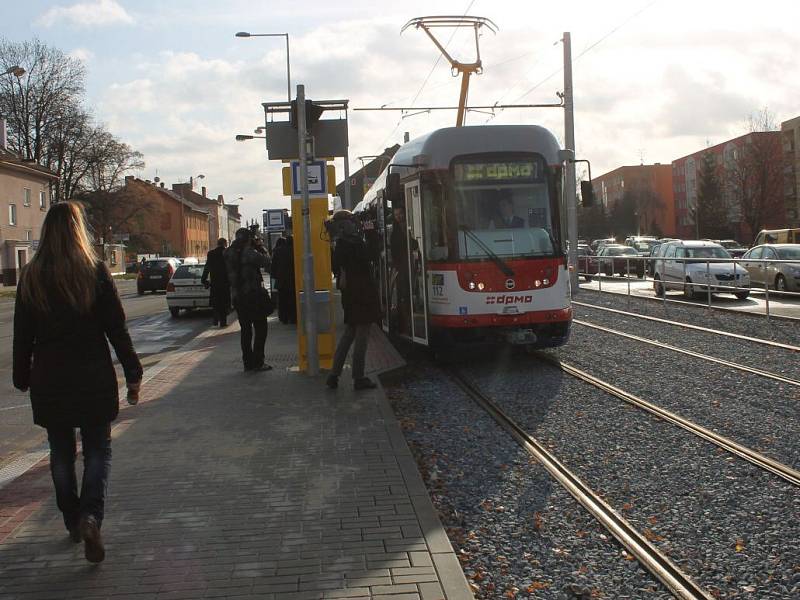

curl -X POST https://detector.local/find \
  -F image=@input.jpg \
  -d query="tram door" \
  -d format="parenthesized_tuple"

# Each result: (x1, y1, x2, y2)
(376, 194, 390, 332)
(405, 182, 429, 345)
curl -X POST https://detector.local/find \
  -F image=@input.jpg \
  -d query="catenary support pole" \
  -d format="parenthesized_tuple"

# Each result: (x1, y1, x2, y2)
(563, 32, 579, 294)
(297, 85, 319, 375)
(343, 108, 352, 210)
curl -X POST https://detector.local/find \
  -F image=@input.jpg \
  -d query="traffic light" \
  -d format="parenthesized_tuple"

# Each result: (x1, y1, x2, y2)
(290, 100, 325, 131)
(580, 180, 595, 207)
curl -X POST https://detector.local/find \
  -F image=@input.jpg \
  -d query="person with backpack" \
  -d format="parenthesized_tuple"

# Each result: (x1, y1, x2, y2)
(225, 228, 273, 372)
(13, 202, 142, 563)
(325, 210, 379, 391)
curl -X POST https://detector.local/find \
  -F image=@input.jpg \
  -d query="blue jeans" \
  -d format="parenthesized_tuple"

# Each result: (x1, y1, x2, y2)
(46, 423, 112, 531)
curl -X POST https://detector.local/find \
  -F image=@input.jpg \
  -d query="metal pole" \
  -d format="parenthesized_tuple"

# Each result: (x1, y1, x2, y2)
(563, 32, 578, 295)
(284, 35, 291, 102)
(343, 108, 352, 210)
(764, 261, 770, 322)
(706, 259, 711, 309)
(297, 85, 319, 375)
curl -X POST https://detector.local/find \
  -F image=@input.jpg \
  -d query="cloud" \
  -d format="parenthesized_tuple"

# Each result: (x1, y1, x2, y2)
(69, 48, 95, 63)
(37, 0, 134, 28)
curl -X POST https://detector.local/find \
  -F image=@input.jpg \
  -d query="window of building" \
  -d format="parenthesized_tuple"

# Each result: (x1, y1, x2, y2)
(25, 230, 32, 241)
(9, 204, 16, 226)
(23, 188, 31, 207)
(39, 190, 47, 209)
(110, 250, 117, 265)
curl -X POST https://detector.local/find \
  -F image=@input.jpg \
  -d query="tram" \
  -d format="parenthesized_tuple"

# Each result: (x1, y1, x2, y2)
(354, 124, 572, 349)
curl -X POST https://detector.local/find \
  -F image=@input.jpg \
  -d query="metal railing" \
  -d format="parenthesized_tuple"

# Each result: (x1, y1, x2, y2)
(575, 255, 800, 322)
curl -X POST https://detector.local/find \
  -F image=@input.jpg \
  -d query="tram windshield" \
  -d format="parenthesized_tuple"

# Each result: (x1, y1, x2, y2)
(451, 155, 557, 259)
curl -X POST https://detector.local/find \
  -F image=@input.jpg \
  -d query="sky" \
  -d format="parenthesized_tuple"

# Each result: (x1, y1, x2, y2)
(2, 0, 799, 225)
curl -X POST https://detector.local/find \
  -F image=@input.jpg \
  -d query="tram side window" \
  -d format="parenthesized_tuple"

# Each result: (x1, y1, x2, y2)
(423, 184, 448, 261)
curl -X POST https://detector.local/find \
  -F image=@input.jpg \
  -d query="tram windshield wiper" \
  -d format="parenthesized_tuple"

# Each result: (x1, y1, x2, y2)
(460, 225, 515, 277)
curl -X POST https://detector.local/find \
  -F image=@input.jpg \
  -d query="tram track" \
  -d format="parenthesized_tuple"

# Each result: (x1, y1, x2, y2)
(572, 300, 800, 353)
(448, 369, 714, 600)
(572, 318, 800, 388)
(529, 351, 800, 487)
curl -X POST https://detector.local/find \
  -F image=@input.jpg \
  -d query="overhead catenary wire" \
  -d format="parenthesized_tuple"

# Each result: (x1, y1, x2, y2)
(486, 0, 660, 123)
(371, 0, 477, 150)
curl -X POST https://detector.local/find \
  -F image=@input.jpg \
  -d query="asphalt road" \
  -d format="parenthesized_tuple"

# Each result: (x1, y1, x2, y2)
(578, 275, 800, 319)
(0, 279, 212, 466)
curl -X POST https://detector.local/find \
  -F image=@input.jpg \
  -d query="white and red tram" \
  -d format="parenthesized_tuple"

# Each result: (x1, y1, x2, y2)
(354, 124, 572, 348)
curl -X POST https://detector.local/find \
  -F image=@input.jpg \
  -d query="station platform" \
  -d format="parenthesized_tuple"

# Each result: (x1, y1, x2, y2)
(0, 319, 473, 600)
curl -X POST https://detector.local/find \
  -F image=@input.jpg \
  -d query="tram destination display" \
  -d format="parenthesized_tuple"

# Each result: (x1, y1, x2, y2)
(453, 157, 545, 184)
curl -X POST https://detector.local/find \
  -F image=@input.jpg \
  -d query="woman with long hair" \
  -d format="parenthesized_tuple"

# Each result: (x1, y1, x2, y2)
(13, 202, 142, 563)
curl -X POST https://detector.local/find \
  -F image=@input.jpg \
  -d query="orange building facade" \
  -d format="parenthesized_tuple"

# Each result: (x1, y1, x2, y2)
(122, 177, 210, 258)
(591, 164, 676, 237)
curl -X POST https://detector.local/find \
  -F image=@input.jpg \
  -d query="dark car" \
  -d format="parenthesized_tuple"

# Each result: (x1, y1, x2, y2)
(137, 258, 181, 294)
(716, 239, 748, 258)
(586, 245, 644, 278)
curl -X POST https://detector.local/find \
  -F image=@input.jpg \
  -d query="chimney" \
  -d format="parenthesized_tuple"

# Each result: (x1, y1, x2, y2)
(145, 179, 151, 185)
(125, 175, 134, 183)
(160, 182, 165, 188)
(202, 186, 207, 198)
(0, 116, 6, 151)
(217, 194, 224, 204)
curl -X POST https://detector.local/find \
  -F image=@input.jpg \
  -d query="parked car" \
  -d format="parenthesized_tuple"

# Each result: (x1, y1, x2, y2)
(646, 242, 668, 276)
(753, 228, 800, 246)
(714, 239, 748, 258)
(590, 237, 616, 253)
(585, 245, 644, 278)
(137, 258, 181, 294)
(652, 240, 750, 300)
(576, 244, 594, 280)
(166, 263, 212, 317)
(625, 236, 660, 257)
(740, 244, 800, 293)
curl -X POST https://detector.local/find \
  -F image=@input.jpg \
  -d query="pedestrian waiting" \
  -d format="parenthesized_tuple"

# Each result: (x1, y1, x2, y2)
(271, 233, 297, 325)
(226, 227, 274, 372)
(12, 202, 142, 563)
(201, 237, 231, 327)
(326, 210, 378, 391)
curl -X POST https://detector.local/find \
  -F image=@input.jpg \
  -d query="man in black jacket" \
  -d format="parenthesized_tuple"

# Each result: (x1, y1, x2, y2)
(202, 238, 231, 327)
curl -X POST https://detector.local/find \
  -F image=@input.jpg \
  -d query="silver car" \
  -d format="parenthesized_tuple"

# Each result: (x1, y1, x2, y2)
(740, 244, 800, 293)
(653, 240, 750, 300)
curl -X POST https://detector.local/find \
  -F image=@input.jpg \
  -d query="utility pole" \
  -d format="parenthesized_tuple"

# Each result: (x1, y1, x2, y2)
(342, 107, 352, 210)
(297, 84, 319, 375)
(563, 32, 579, 294)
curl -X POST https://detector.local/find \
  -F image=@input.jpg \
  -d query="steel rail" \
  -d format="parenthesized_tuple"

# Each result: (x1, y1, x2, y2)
(573, 319, 800, 388)
(572, 301, 800, 353)
(531, 353, 800, 488)
(449, 370, 715, 600)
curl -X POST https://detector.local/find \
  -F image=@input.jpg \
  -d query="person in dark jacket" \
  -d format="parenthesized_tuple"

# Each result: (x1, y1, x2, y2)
(13, 202, 142, 564)
(201, 237, 231, 327)
(326, 210, 379, 391)
(225, 228, 272, 372)
(272, 234, 297, 324)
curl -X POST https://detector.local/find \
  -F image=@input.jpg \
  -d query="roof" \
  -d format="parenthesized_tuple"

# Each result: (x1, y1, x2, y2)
(0, 149, 59, 180)
(127, 178, 209, 215)
(393, 125, 562, 171)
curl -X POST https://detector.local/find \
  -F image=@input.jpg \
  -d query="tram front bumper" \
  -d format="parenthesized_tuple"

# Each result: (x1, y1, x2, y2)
(506, 328, 538, 345)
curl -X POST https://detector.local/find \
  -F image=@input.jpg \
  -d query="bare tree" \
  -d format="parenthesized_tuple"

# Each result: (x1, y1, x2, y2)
(0, 38, 85, 162)
(727, 108, 783, 240)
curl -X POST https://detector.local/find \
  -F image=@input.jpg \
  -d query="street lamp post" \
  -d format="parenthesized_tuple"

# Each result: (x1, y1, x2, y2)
(235, 32, 291, 101)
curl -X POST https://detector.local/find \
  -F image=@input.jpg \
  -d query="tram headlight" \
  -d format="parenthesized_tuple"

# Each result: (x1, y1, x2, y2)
(543, 278, 550, 286)
(535, 280, 542, 287)
(477, 282, 485, 291)
(468, 281, 476, 290)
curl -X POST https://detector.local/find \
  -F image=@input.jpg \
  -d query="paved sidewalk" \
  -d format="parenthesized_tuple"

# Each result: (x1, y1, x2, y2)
(0, 320, 473, 600)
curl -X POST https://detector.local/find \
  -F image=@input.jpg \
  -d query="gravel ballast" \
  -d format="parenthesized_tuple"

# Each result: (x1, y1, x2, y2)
(575, 290, 800, 347)
(572, 298, 800, 383)
(556, 324, 800, 469)
(384, 366, 671, 600)
(462, 351, 800, 599)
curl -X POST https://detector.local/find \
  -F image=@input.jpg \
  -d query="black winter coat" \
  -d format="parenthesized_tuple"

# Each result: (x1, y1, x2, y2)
(333, 236, 381, 326)
(13, 263, 143, 429)
(202, 246, 231, 309)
